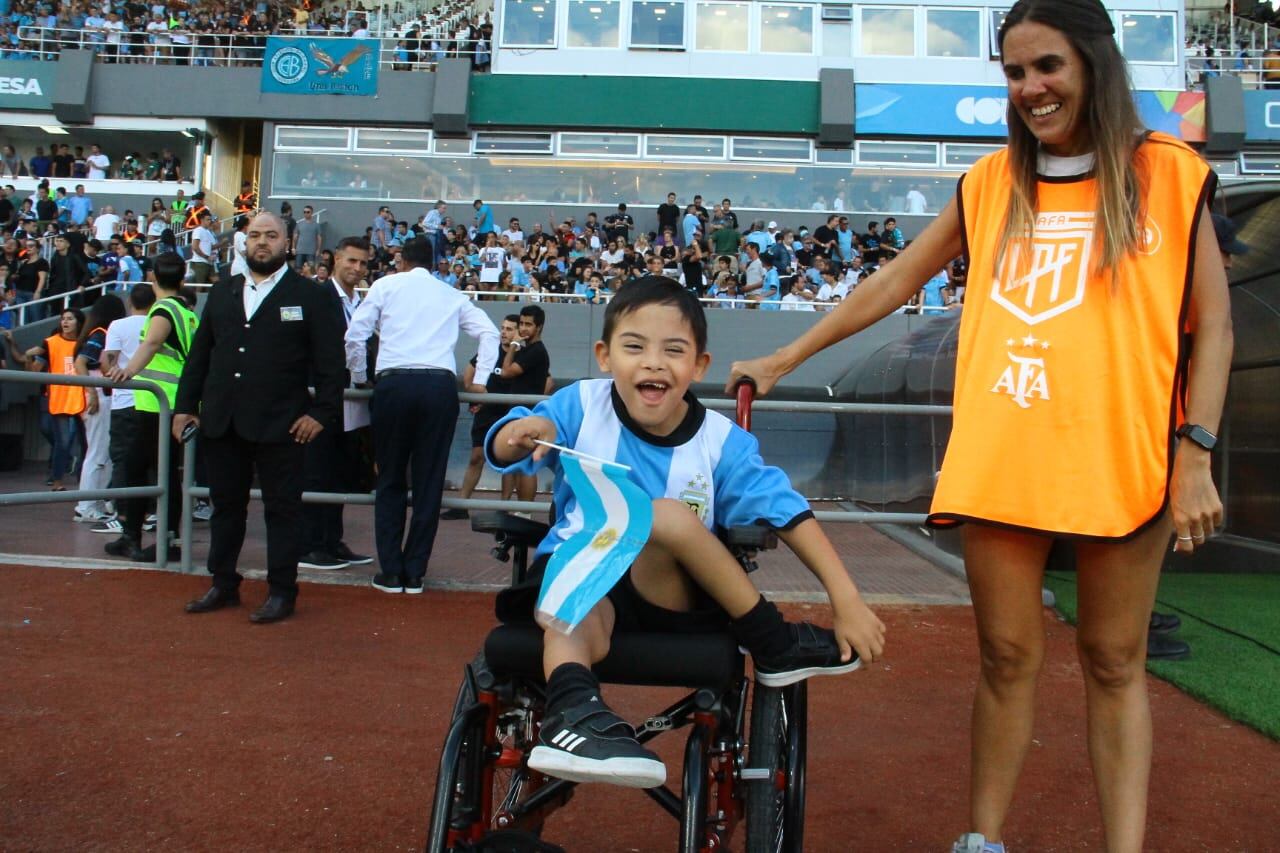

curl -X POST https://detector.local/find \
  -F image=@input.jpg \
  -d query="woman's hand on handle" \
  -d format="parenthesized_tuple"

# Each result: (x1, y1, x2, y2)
(725, 351, 792, 397)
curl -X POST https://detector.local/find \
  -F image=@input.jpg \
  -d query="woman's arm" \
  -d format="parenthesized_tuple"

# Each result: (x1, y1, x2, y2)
(1170, 205, 1234, 552)
(727, 199, 964, 394)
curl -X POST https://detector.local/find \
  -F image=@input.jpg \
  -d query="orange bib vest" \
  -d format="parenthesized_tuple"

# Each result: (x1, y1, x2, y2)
(44, 333, 85, 416)
(927, 133, 1214, 539)
(184, 204, 208, 230)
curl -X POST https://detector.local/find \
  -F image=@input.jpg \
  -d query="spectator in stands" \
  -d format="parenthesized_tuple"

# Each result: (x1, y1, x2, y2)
(28, 147, 52, 179)
(3, 307, 86, 491)
(93, 205, 120, 243)
(657, 192, 680, 245)
(13, 236, 48, 320)
(46, 233, 89, 306)
(370, 205, 393, 256)
(345, 236, 497, 595)
(300, 236, 375, 571)
(86, 144, 110, 180)
(51, 144, 74, 179)
(473, 197, 495, 238)
(229, 215, 250, 279)
(145, 197, 167, 241)
(177, 212, 345, 623)
(1, 145, 25, 178)
(423, 199, 447, 261)
(492, 305, 550, 502)
(293, 205, 321, 270)
(881, 217, 906, 260)
(68, 185, 93, 226)
(72, 293, 126, 523)
(861, 221, 882, 265)
(188, 209, 216, 283)
(159, 148, 182, 182)
(906, 185, 928, 215)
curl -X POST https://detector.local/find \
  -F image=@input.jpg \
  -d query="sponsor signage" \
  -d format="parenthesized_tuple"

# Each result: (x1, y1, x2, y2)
(1244, 90, 1280, 142)
(0, 59, 54, 110)
(855, 84, 1205, 142)
(260, 37, 378, 96)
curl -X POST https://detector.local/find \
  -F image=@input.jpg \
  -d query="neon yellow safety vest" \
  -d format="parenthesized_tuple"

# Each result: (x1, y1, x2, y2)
(135, 296, 198, 413)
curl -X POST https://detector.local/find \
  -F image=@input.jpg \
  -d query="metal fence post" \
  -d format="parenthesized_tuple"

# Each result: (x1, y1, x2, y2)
(180, 441, 196, 574)
(154, 394, 172, 569)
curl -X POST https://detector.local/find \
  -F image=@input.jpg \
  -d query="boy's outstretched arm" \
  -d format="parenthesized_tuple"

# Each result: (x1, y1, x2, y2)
(778, 518, 886, 664)
(490, 415, 557, 465)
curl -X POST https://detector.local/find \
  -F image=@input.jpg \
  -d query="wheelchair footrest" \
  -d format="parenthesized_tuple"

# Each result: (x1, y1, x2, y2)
(484, 624, 743, 691)
(467, 830, 565, 853)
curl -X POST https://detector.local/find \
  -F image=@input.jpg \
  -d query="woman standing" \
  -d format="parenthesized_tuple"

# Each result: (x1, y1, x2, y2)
(727, 1, 1233, 850)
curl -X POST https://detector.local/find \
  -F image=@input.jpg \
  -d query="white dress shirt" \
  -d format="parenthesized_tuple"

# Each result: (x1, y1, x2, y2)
(332, 278, 370, 430)
(242, 262, 290, 319)
(344, 266, 499, 385)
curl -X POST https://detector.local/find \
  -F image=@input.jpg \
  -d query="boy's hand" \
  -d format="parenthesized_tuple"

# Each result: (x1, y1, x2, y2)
(831, 591, 886, 664)
(502, 415, 557, 463)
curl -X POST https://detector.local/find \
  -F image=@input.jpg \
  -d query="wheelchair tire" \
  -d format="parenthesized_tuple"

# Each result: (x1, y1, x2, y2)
(744, 682, 807, 853)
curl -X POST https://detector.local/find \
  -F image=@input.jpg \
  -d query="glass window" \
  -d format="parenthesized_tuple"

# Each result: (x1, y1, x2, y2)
(859, 7, 915, 56)
(988, 8, 1007, 58)
(559, 133, 641, 157)
(1119, 13, 1175, 64)
(761, 4, 814, 54)
(434, 137, 472, 155)
(1240, 151, 1280, 174)
(943, 143, 1003, 168)
(354, 128, 432, 152)
(695, 1, 748, 51)
(645, 134, 725, 159)
(856, 140, 938, 167)
(731, 137, 812, 162)
(501, 0, 558, 47)
(925, 8, 980, 58)
(815, 147, 854, 164)
(473, 132, 554, 154)
(631, 1, 685, 48)
(567, 0, 621, 47)
(275, 126, 350, 150)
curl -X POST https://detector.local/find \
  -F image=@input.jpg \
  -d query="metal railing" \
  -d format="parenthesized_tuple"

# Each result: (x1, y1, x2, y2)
(14, 26, 484, 70)
(0, 370, 175, 568)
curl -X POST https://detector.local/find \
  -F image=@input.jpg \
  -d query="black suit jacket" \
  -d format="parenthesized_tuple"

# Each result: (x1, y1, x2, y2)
(176, 268, 345, 443)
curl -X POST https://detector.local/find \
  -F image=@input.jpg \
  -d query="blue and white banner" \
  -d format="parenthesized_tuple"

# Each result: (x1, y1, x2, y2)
(856, 84, 1009, 138)
(261, 37, 378, 96)
(1244, 90, 1280, 143)
(536, 444, 653, 635)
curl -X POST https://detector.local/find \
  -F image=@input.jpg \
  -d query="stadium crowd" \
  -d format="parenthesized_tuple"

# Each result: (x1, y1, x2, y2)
(0, 0, 490, 67)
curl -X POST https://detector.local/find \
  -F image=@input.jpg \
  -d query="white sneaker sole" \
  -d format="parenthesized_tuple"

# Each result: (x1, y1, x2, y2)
(528, 745, 666, 788)
(755, 659, 861, 688)
(403, 585, 424, 595)
(299, 562, 349, 571)
(371, 580, 403, 594)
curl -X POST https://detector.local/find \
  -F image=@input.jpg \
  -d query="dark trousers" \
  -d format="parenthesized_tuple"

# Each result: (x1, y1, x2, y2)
(119, 409, 181, 544)
(371, 372, 459, 581)
(204, 431, 305, 601)
(303, 424, 369, 552)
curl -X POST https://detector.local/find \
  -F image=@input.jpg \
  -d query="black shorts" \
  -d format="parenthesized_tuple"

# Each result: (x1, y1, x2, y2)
(470, 405, 511, 448)
(495, 553, 729, 635)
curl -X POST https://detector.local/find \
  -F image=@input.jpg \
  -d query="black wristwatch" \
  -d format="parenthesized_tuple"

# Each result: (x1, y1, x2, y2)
(1176, 423, 1218, 452)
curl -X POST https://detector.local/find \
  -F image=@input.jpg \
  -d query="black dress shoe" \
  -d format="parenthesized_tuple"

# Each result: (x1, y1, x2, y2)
(333, 542, 374, 565)
(1147, 634, 1191, 661)
(138, 543, 183, 562)
(185, 587, 241, 614)
(1149, 611, 1182, 635)
(105, 536, 143, 560)
(440, 508, 470, 520)
(249, 595, 295, 624)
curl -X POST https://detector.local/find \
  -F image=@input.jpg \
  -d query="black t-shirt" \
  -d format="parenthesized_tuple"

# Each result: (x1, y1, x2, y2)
(812, 225, 837, 254)
(507, 340, 549, 397)
(36, 198, 57, 222)
(470, 353, 510, 394)
(51, 154, 74, 178)
(0, 197, 14, 225)
(15, 256, 48, 294)
(657, 203, 680, 232)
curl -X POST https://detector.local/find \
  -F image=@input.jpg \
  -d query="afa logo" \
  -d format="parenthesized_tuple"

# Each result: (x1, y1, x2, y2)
(991, 350, 1050, 409)
(269, 46, 309, 86)
(678, 473, 711, 521)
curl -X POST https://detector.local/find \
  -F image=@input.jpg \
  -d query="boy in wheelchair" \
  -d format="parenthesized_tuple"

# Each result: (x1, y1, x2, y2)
(485, 276, 885, 791)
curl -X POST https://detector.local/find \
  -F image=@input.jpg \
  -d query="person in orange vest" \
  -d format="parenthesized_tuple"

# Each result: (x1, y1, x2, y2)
(183, 191, 210, 230)
(729, 1, 1234, 851)
(234, 181, 256, 216)
(3, 307, 88, 490)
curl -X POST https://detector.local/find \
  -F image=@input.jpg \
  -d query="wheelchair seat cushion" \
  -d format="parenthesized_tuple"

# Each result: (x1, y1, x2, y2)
(485, 623, 744, 691)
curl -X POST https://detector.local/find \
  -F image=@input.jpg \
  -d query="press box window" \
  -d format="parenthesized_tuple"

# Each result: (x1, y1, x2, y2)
(473, 132, 554, 154)
(501, 0, 558, 47)
(694, 1, 748, 51)
(631, 0, 686, 49)
(354, 128, 432, 153)
(761, 4, 814, 54)
(731, 137, 812, 162)
(558, 133, 641, 157)
(275, 126, 351, 150)
(859, 7, 916, 57)
(567, 0, 621, 47)
(943, 143, 1002, 168)
(1119, 12, 1175, 64)
(645, 134, 725, 159)
(856, 141, 939, 167)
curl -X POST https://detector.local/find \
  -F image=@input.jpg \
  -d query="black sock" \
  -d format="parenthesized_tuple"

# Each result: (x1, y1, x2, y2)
(730, 596, 792, 658)
(545, 662, 600, 715)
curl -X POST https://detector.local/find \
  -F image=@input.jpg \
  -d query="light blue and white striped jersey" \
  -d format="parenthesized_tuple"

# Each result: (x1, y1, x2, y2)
(486, 378, 813, 559)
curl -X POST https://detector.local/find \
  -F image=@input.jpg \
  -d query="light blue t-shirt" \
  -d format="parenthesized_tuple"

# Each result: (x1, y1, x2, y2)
(922, 272, 948, 308)
(682, 212, 700, 246)
(836, 229, 854, 261)
(486, 379, 812, 559)
(475, 203, 495, 234)
(758, 268, 782, 312)
(68, 195, 93, 225)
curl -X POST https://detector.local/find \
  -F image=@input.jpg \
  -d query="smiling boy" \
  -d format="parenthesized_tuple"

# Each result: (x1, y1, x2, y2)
(486, 276, 885, 789)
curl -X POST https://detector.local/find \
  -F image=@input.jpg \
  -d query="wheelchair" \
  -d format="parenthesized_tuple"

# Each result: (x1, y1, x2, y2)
(426, 384, 808, 853)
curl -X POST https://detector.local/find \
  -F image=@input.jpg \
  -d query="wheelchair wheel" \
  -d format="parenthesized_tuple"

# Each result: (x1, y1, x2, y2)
(428, 655, 555, 852)
(744, 682, 807, 853)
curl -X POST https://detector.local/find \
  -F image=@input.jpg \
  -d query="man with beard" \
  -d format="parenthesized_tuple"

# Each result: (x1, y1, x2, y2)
(174, 212, 345, 624)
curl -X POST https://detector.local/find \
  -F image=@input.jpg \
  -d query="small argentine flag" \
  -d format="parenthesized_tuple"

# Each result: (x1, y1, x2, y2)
(534, 441, 654, 635)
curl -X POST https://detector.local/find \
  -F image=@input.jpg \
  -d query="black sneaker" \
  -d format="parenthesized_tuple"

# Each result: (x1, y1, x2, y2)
(403, 577, 424, 595)
(371, 573, 403, 594)
(333, 542, 374, 565)
(298, 551, 350, 571)
(440, 508, 470, 521)
(753, 622, 861, 687)
(528, 696, 666, 788)
(104, 536, 143, 559)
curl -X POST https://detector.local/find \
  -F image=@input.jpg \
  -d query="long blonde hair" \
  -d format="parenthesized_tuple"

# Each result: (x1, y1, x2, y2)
(998, 0, 1147, 279)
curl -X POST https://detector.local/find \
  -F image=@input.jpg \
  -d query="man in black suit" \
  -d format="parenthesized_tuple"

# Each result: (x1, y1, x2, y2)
(174, 211, 346, 623)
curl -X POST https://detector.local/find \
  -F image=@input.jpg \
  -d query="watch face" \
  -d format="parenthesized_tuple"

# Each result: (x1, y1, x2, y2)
(1180, 424, 1217, 451)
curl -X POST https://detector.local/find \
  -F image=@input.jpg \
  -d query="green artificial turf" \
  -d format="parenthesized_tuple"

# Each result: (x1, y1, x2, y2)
(1043, 572, 1280, 741)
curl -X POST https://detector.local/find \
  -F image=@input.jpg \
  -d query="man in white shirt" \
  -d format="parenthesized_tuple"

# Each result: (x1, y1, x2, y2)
(92, 205, 121, 242)
(780, 279, 816, 311)
(230, 215, 249, 279)
(345, 236, 498, 595)
(86, 144, 110, 179)
(501, 217, 524, 244)
(906, 186, 927, 215)
(189, 209, 216, 283)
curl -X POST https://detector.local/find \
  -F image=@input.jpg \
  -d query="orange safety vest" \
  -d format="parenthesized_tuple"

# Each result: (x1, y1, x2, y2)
(235, 191, 255, 214)
(121, 228, 141, 243)
(184, 203, 208, 230)
(44, 333, 86, 416)
(927, 132, 1212, 539)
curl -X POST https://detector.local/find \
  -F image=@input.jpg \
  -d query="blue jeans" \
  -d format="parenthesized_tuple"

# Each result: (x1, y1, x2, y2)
(49, 413, 79, 482)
